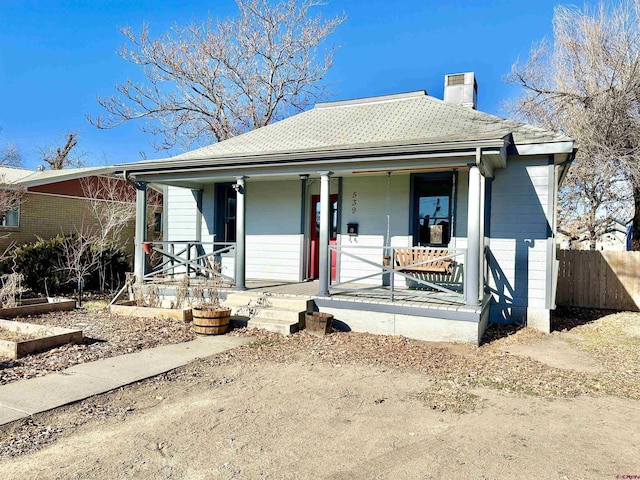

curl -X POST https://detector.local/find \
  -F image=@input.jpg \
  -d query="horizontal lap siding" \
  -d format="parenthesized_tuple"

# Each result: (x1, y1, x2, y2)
(245, 180, 302, 281)
(339, 175, 410, 285)
(488, 157, 552, 320)
(200, 185, 215, 247)
(338, 235, 411, 285)
(166, 186, 198, 241)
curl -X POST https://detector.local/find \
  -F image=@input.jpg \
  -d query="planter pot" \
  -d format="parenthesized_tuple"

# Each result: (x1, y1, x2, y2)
(142, 242, 153, 254)
(192, 306, 231, 335)
(305, 312, 333, 336)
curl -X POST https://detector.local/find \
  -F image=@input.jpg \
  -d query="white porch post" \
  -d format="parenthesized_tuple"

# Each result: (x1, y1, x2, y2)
(235, 176, 247, 291)
(465, 165, 483, 305)
(134, 181, 147, 283)
(318, 171, 332, 296)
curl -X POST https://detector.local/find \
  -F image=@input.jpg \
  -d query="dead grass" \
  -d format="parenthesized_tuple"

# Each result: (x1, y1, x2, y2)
(413, 380, 481, 413)
(0, 328, 40, 343)
(219, 308, 640, 401)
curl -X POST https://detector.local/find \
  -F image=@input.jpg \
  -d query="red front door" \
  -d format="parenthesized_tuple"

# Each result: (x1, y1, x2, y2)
(309, 194, 338, 280)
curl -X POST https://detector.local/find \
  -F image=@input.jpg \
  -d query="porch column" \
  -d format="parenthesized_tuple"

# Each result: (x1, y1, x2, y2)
(318, 171, 333, 296)
(465, 165, 482, 305)
(299, 174, 309, 282)
(235, 176, 247, 291)
(134, 181, 147, 283)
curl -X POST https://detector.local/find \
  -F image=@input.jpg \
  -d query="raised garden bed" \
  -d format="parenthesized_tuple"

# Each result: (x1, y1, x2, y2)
(0, 319, 83, 360)
(0, 298, 76, 318)
(109, 301, 193, 323)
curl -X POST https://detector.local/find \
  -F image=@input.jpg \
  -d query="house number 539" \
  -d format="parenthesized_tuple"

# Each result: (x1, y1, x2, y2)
(351, 192, 357, 213)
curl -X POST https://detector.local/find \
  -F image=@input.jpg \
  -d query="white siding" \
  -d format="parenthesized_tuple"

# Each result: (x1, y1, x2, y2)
(166, 186, 199, 241)
(488, 156, 552, 323)
(335, 172, 470, 285)
(338, 175, 411, 285)
(200, 184, 215, 246)
(245, 180, 302, 281)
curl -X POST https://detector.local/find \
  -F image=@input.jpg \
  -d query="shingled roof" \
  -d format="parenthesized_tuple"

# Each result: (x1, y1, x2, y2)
(150, 90, 571, 164)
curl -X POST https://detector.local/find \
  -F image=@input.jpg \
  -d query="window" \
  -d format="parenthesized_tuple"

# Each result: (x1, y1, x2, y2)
(0, 206, 19, 227)
(412, 173, 453, 246)
(154, 212, 162, 233)
(215, 183, 236, 243)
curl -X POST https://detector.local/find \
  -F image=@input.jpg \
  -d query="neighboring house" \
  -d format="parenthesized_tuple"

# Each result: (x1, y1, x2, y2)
(0, 166, 162, 259)
(117, 72, 576, 344)
(557, 220, 631, 251)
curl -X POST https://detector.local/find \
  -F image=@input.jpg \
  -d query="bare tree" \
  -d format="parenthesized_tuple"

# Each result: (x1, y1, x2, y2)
(0, 127, 21, 167)
(0, 143, 21, 167)
(81, 175, 136, 248)
(506, 0, 640, 249)
(40, 132, 86, 170)
(90, 0, 346, 150)
(0, 130, 24, 245)
(58, 228, 100, 292)
(80, 175, 136, 290)
(558, 156, 631, 249)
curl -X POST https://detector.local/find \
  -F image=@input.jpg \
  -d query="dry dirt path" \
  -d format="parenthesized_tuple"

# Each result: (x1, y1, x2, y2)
(0, 359, 637, 480)
(1, 307, 639, 479)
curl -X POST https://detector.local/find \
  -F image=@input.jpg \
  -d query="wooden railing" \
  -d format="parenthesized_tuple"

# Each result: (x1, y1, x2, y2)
(328, 245, 467, 303)
(143, 241, 236, 284)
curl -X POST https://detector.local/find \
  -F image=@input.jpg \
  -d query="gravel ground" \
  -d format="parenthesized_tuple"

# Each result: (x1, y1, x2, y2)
(0, 304, 196, 385)
(0, 306, 638, 462)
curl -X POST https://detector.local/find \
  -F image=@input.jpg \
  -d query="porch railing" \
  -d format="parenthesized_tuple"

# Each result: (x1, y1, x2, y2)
(143, 241, 236, 285)
(328, 245, 467, 303)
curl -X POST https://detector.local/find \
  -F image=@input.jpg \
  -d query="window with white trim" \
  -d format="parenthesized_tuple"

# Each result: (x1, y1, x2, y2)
(0, 205, 19, 227)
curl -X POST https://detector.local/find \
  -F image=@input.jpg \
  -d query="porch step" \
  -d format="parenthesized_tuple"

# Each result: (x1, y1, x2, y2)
(247, 317, 299, 335)
(222, 291, 313, 335)
(249, 307, 305, 323)
(223, 292, 313, 312)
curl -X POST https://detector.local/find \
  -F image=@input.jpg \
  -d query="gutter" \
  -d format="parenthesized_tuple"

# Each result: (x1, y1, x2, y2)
(122, 170, 143, 189)
(557, 149, 577, 186)
(114, 137, 511, 176)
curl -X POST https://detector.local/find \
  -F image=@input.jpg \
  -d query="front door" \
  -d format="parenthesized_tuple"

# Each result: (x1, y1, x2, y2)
(309, 194, 338, 279)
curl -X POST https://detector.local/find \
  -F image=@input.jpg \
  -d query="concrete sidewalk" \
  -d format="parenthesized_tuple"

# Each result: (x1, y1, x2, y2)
(0, 335, 252, 426)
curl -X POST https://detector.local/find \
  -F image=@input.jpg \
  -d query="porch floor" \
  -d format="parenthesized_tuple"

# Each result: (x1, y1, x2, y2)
(221, 280, 481, 315)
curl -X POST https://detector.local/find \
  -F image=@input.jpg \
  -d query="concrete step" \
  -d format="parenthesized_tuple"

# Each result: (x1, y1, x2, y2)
(247, 317, 299, 335)
(223, 292, 270, 307)
(252, 308, 305, 323)
(222, 293, 313, 312)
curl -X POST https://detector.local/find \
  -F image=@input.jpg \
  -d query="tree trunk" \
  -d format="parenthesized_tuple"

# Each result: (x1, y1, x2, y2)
(632, 186, 640, 251)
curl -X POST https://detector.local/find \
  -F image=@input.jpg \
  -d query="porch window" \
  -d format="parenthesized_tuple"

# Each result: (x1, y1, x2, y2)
(412, 173, 453, 246)
(214, 183, 236, 243)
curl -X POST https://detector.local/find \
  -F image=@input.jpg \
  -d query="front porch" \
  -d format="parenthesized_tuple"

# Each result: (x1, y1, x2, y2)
(143, 261, 491, 344)
(127, 144, 499, 343)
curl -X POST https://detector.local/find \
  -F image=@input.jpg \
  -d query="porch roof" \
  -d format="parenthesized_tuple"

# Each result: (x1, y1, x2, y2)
(117, 90, 574, 176)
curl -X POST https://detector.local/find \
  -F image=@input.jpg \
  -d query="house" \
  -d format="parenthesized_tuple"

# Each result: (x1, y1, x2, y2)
(0, 166, 162, 258)
(557, 219, 631, 251)
(117, 72, 576, 344)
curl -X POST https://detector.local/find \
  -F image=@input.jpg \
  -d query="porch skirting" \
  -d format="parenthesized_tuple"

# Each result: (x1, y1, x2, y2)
(315, 294, 491, 345)
(144, 280, 492, 345)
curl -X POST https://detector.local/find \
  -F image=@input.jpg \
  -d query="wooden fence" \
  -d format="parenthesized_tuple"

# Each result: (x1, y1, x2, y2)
(556, 250, 640, 311)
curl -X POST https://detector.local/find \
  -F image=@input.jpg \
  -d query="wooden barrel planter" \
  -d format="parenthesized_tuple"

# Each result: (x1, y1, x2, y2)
(192, 306, 232, 335)
(305, 312, 333, 336)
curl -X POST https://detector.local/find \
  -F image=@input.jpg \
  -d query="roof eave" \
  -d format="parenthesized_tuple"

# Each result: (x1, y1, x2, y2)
(116, 136, 511, 177)
(16, 167, 115, 188)
(513, 140, 575, 156)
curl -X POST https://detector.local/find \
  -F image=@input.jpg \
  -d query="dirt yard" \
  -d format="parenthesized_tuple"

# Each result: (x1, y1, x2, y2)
(0, 307, 639, 479)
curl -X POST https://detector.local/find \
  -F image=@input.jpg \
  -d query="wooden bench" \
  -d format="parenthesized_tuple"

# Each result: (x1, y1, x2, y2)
(394, 248, 453, 275)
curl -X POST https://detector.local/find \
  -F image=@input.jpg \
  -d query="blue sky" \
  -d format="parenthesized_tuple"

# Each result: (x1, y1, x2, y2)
(0, 0, 563, 169)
